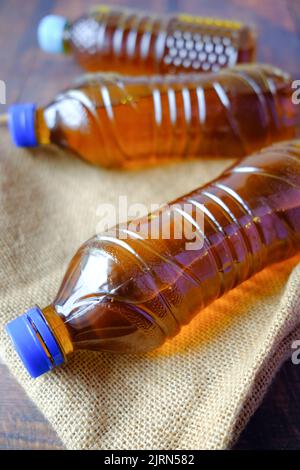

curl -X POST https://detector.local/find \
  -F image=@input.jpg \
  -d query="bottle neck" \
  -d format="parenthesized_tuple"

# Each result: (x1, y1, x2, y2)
(35, 108, 51, 145)
(42, 304, 74, 359)
(62, 23, 72, 54)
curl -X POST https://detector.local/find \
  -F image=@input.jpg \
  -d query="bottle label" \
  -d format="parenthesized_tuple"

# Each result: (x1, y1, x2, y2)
(89, 4, 111, 15)
(89, 6, 242, 31)
(177, 13, 242, 30)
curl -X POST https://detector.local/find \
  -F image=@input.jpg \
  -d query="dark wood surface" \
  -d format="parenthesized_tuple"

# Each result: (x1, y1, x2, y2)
(0, 0, 300, 450)
(0, 361, 62, 449)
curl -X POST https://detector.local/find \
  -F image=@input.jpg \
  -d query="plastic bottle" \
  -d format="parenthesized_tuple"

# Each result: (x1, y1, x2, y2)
(6, 140, 300, 378)
(37, 5, 256, 74)
(6, 64, 297, 168)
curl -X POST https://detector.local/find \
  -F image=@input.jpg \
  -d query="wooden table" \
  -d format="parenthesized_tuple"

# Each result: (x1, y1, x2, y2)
(0, 0, 300, 450)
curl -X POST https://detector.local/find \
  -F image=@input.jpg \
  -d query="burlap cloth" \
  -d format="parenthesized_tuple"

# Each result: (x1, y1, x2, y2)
(0, 130, 300, 449)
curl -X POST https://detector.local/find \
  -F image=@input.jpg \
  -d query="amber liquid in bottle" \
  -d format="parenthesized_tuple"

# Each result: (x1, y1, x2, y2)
(62, 5, 256, 74)
(39, 140, 300, 359)
(35, 64, 296, 168)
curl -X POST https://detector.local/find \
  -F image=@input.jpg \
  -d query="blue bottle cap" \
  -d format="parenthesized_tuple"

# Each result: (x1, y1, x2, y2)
(8, 103, 38, 147)
(5, 306, 64, 379)
(37, 15, 68, 54)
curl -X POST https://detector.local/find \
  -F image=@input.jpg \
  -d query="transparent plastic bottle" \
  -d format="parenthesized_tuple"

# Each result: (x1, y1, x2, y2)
(37, 5, 256, 74)
(6, 65, 297, 168)
(6, 140, 300, 378)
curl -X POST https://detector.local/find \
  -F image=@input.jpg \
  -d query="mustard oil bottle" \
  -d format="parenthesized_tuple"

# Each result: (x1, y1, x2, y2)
(37, 5, 256, 74)
(6, 140, 300, 377)
(6, 65, 296, 168)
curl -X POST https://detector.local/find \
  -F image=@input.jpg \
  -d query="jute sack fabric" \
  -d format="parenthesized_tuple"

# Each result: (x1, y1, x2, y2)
(0, 131, 300, 449)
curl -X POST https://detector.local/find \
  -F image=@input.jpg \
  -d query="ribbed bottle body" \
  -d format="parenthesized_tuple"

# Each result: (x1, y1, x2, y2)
(48, 141, 300, 354)
(67, 6, 256, 74)
(43, 65, 296, 168)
